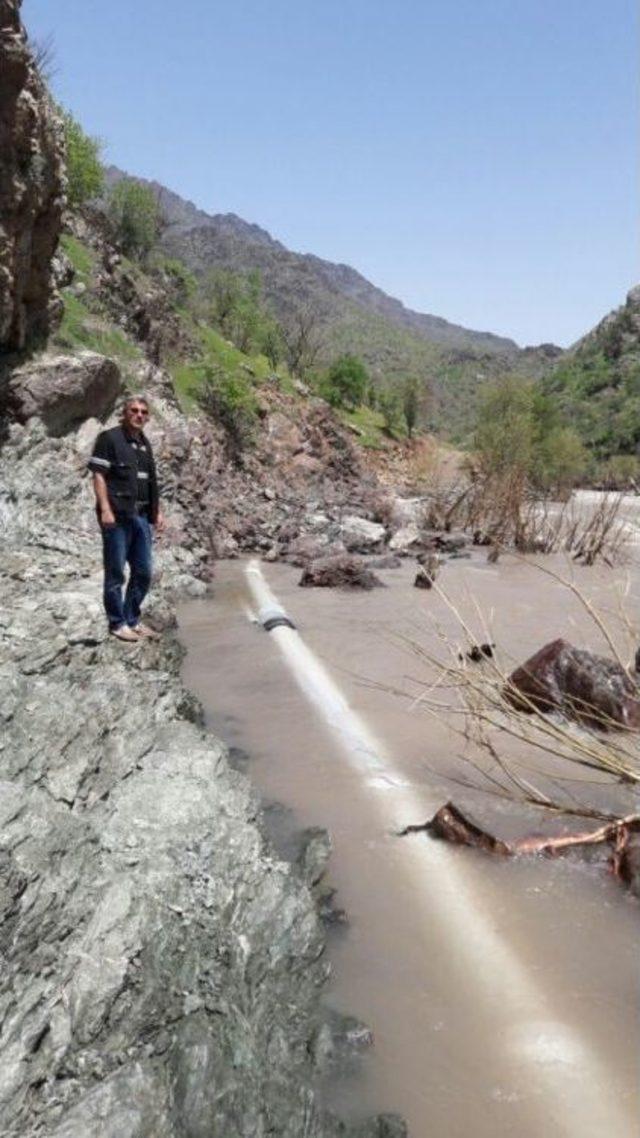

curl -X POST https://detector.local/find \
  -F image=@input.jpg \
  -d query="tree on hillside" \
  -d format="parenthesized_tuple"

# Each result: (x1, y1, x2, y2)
(261, 322, 285, 368)
(204, 268, 284, 362)
(107, 178, 162, 260)
(402, 376, 423, 438)
(205, 269, 243, 335)
(322, 355, 369, 409)
(475, 376, 535, 479)
(379, 387, 402, 437)
(281, 306, 324, 376)
(61, 109, 104, 207)
(475, 376, 586, 495)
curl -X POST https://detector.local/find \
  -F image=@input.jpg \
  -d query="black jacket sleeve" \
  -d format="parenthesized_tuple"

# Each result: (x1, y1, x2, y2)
(88, 431, 115, 474)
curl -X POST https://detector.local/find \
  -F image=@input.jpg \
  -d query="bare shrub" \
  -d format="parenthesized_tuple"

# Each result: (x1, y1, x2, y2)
(440, 472, 630, 566)
(386, 573, 640, 823)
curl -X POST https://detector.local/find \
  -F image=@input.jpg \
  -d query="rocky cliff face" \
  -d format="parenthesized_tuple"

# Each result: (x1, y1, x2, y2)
(0, 0, 64, 355)
(0, 12, 410, 1130)
(0, 405, 404, 1137)
(0, 20, 404, 1124)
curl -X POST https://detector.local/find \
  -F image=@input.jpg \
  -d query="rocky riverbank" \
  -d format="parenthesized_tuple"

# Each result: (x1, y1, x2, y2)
(0, 407, 406, 1137)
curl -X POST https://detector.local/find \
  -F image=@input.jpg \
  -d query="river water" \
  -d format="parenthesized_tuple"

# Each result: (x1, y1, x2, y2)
(178, 545, 640, 1137)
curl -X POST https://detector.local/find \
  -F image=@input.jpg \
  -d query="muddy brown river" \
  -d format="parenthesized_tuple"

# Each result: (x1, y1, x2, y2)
(179, 547, 640, 1137)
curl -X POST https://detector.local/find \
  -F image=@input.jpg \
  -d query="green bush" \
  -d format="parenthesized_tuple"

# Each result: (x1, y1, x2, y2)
(475, 377, 587, 494)
(61, 108, 104, 206)
(157, 256, 197, 308)
(534, 426, 588, 495)
(402, 376, 422, 438)
(379, 387, 402, 437)
(475, 376, 534, 477)
(321, 354, 368, 409)
(196, 362, 258, 461)
(203, 268, 283, 362)
(595, 454, 639, 488)
(107, 178, 161, 260)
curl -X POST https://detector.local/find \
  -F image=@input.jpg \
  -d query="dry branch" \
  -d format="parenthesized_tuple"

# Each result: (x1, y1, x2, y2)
(400, 801, 640, 885)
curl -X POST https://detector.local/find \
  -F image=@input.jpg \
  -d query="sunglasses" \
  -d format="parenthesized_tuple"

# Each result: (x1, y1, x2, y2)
(129, 408, 149, 417)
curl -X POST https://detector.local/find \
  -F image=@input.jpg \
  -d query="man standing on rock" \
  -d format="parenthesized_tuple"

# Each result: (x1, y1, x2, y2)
(88, 396, 165, 641)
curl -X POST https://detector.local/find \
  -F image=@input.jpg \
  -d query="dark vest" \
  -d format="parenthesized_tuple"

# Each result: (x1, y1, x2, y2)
(100, 427, 159, 523)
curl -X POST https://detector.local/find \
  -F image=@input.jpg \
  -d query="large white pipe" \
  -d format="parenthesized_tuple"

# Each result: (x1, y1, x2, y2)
(245, 559, 635, 1137)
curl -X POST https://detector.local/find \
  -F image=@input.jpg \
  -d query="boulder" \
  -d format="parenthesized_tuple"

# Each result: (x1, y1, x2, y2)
(388, 523, 421, 554)
(505, 638, 640, 729)
(368, 554, 403, 570)
(8, 351, 122, 434)
(422, 530, 468, 553)
(340, 515, 386, 553)
(388, 497, 425, 528)
(284, 534, 345, 567)
(299, 554, 383, 590)
(414, 567, 433, 589)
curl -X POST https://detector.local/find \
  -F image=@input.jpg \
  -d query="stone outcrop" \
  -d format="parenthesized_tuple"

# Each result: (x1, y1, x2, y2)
(505, 638, 640, 729)
(0, 402, 403, 1135)
(8, 350, 122, 433)
(0, 0, 65, 354)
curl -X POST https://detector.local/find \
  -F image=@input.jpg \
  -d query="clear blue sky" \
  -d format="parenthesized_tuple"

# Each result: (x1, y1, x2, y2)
(25, 0, 638, 347)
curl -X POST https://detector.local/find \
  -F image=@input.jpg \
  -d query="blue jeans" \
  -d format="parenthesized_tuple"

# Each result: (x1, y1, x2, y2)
(101, 515, 153, 630)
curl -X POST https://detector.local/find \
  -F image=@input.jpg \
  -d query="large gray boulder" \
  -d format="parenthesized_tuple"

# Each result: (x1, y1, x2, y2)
(388, 522, 421, 554)
(339, 514, 386, 553)
(8, 350, 122, 433)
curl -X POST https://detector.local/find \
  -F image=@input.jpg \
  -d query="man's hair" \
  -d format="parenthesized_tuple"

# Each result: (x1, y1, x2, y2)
(121, 395, 150, 415)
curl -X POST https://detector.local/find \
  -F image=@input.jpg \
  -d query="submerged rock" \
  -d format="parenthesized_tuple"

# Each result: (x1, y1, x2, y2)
(505, 638, 640, 729)
(284, 533, 345, 567)
(299, 554, 384, 590)
(368, 553, 403, 569)
(422, 529, 468, 553)
(414, 554, 440, 589)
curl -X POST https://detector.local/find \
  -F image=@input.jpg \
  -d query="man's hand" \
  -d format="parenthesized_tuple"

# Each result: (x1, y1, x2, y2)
(155, 510, 166, 535)
(100, 505, 116, 527)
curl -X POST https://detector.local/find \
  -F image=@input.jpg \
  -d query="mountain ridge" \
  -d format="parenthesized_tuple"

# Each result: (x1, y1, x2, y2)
(104, 165, 522, 356)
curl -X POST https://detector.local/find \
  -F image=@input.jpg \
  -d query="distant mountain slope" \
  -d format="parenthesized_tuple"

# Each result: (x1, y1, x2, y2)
(104, 166, 557, 438)
(544, 285, 640, 456)
(106, 165, 516, 356)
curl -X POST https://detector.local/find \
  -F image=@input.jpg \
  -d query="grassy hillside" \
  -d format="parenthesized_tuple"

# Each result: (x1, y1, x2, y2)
(54, 226, 302, 438)
(544, 285, 640, 459)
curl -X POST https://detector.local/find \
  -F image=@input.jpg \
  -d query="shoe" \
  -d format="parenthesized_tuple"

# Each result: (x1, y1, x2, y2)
(131, 623, 159, 639)
(110, 626, 140, 642)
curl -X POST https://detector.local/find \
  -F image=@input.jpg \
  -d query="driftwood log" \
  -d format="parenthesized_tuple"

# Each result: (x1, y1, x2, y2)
(400, 801, 640, 886)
